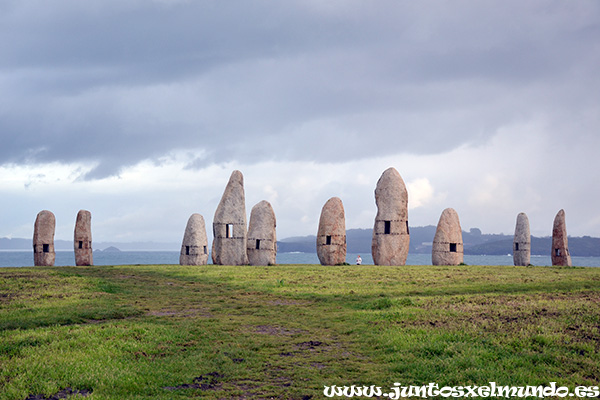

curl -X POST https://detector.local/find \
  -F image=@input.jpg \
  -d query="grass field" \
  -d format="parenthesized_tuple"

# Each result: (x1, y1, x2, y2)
(1, 264, 599, 399)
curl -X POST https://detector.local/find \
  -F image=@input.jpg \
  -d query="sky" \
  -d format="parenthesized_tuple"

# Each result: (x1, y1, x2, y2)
(1, 0, 599, 247)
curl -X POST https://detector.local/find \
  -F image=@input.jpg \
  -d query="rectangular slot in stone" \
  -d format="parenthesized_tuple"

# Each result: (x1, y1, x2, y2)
(384, 221, 391, 234)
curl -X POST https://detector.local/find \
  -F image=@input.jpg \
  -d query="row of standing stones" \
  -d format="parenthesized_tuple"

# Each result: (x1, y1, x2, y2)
(31, 168, 572, 267)
(33, 210, 92, 267)
(315, 167, 572, 267)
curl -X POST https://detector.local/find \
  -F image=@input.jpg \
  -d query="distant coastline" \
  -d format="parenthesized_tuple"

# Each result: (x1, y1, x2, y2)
(278, 227, 600, 257)
(0, 237, 179, 252)
(3, 226, 600, 257)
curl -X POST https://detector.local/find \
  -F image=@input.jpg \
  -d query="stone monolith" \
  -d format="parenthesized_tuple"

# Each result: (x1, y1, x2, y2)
(180, 213, 209, 265)
(432, 208, 464, 266)
(74, 209, 93, 266)
(317, 197, 346, 265)
(212, 170, 248, 265)
(371, 167, 410, 265)
(33, 210, 56, 266)
(551, 209, 572, 266)
(513, 212, 530, 266)
(247, 201, 277, 266)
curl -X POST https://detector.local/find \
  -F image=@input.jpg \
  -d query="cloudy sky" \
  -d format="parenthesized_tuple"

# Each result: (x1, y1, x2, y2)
(1, 0, 599, 247)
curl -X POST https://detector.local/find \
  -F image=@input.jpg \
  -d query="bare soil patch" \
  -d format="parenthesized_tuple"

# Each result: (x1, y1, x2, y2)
(267, 299, 311, 306)
(25, 388, 92, 400)
(254, 325, 304, 336)
(296, 340, 325, 351)
(163, 371, 224, 391)
(147, 308, 212, 318)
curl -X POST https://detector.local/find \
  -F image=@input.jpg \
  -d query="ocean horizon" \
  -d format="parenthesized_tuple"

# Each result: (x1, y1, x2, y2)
(1, 250, 599, 268)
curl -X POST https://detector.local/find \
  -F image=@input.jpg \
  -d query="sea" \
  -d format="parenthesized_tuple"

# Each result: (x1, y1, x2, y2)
(1, 251, 600, 268)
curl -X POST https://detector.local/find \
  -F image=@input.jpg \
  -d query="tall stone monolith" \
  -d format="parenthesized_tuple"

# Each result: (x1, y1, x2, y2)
(212, 170, 248, 265)
(513, 212, 530, 266)
(74, 209, 93, 266)
(247, 201, 277, 266)
(371, 167, 410, 265)
(180, 213, 209, 265)
(33, 210, 56, 266)
(552, 209, 572, 266)
(317, 197, 346, 265)
(432, 208, 464, 266)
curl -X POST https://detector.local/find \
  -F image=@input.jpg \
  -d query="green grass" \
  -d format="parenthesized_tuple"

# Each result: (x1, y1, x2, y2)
(1, 264, 599, 399)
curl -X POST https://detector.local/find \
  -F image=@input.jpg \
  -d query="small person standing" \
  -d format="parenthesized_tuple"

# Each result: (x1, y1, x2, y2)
(356, 255, 362, 265)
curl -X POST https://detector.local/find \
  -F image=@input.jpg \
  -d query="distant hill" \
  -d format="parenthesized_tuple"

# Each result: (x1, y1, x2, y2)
(0, 237, 178, 251)
(277, 226, 512, 254)
(99, 246, 122, 252)
(277, 235, 317, 253)
(465, 236, 600, 256)
(0, 237, 35, 250)
(3, 229, 599, 256)
(276, 228, 600, 257)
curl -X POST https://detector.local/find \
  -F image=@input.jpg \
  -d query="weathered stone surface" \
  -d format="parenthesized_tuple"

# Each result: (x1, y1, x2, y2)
(432, 208, 464, 266)
(247, 201, 277, 266)
(180, 213, 208, 265)
(552, 209, 572, 266)
(212, 170, 248, 265)
(317, 197, 346, 266)
(33, 210, 56, 266)
(513, 212, 530, 266)
(74, 210, 93, 266)
(371, 167, 410, 265)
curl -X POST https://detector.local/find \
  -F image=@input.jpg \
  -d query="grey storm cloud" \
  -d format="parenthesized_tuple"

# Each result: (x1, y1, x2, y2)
(1, 0, 599, 179)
